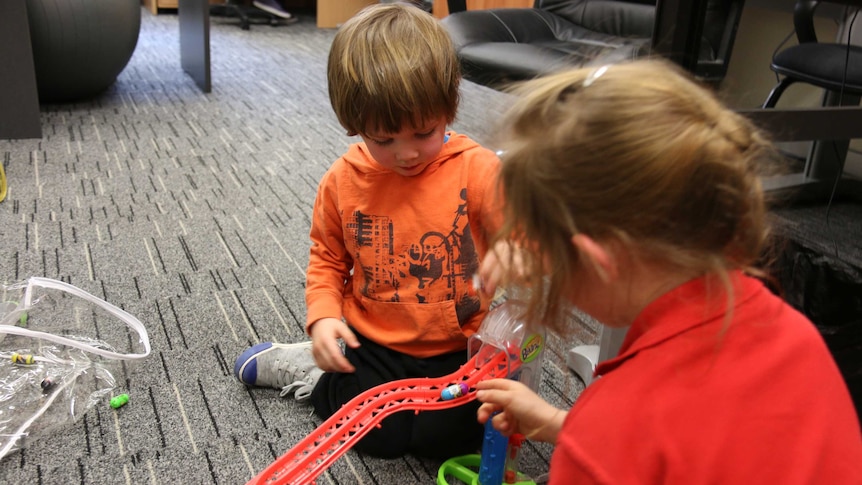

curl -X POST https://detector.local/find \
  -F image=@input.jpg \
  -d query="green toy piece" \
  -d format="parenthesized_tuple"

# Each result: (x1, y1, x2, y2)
(1, 301, 27, 326)
(110, 394, 130, 409)
(437, 454, 536, 485)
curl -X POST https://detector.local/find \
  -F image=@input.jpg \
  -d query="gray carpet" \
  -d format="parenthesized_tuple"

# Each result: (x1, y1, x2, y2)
(0, 9, 587, 484)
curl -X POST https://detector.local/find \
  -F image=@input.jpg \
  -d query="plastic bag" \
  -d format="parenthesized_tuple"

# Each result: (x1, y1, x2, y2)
(0, 277, 151, 460)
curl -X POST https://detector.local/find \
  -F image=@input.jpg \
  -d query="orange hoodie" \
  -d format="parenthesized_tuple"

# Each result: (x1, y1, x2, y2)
(305, 132, 500, 358)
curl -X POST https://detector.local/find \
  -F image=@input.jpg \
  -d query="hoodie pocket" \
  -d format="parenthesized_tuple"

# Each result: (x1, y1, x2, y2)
(347, 295, 468, 356)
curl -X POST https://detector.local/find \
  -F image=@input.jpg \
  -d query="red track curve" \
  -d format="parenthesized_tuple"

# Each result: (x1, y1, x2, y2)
(248, 348, 515, 485)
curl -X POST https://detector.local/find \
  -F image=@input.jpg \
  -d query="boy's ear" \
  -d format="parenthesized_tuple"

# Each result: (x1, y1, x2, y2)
(571, 234, 617, 283)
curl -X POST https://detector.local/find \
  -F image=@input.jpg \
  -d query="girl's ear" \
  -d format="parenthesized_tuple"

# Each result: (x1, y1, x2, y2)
(571, 234, 618, 283)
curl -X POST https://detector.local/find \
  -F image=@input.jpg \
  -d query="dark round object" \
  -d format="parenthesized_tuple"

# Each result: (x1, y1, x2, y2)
(26, 0, 141, 103)
(40, 377, 55, 391)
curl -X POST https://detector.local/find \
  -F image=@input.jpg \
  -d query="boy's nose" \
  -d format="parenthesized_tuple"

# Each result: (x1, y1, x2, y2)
(397, 147, 419, 163)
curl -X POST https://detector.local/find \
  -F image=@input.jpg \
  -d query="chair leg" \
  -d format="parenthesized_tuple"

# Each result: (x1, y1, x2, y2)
(210, 3, 247, 29)
(762, 77, 796, 109)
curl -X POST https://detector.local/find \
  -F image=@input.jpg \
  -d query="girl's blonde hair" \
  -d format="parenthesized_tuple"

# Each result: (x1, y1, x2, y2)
(327, 3, 460, 136)
(495, 59, 778, 333)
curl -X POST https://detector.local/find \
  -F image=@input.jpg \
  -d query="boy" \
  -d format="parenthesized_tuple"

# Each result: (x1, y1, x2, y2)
(234, 3, 500, 459)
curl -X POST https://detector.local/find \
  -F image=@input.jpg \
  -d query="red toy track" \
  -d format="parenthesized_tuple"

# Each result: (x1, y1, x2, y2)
(248, 348, 514, 485)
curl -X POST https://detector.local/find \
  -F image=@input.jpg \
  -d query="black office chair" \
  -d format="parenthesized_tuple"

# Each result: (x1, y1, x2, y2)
(758, 1, 862, 201)
(763, 0, 862, 109)
(441, 0, 745, 89)
(210, 0, 286, 30)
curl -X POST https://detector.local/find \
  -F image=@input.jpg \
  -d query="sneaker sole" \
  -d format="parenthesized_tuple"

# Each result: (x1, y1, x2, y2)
(234, 341, 312, 386)
(252, 1, 293, 19)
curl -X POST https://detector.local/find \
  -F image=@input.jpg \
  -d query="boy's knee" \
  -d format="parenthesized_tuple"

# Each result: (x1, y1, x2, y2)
(353, 439, 407, 459)
(353, 421, 411, 458)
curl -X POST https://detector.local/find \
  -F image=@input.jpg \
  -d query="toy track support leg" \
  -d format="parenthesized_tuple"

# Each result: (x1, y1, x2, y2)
(478, 416, 508, 485)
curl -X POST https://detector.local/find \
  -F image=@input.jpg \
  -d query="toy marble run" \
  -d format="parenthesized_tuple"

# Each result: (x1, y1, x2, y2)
(247, 300, 545, 485)
(437, 299, 544, 485)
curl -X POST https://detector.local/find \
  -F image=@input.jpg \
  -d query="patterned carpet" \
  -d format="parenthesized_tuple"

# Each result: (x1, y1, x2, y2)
(0, 8, 586, 484)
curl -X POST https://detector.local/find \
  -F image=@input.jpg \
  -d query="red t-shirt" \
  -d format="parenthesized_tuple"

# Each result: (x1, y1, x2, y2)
(551, 272, 862, 484)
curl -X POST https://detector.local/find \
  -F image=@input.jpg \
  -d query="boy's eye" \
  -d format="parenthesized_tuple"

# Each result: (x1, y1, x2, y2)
(366, 127, 436, 146)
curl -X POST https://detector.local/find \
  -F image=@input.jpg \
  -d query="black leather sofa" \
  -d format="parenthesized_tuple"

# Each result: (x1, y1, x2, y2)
(441, 0, 743, 89)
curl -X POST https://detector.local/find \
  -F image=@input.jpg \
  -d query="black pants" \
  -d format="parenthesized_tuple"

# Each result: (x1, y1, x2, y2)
(310, 332, 484, 459)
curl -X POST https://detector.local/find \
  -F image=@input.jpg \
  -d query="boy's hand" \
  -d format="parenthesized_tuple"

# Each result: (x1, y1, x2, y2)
(309, 317, 360, 373)
(476, 378, 566, 444)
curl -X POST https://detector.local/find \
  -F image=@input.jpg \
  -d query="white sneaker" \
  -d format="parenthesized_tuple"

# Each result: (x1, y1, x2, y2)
(234, 341, 322, 402)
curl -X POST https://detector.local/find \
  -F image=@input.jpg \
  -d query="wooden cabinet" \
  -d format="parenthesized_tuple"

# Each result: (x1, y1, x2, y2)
(143, 0, 223, 15)
(316, 0, 377, 28)
(432, 0, 533, 18)
(142, 0, 536, 24)
(316, 0, 535, 29)
(143, 0, 174, 14)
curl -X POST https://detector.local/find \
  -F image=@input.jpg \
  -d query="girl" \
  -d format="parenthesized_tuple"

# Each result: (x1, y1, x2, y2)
(475, 60, 862, 484)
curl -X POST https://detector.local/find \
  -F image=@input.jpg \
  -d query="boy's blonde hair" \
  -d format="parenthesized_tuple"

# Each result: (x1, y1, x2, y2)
(495, 59, 778, 332)
(327, 3, 460, 137)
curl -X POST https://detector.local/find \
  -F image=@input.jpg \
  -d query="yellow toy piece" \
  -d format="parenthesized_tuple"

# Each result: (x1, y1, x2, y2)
(11, 353, 35, 365)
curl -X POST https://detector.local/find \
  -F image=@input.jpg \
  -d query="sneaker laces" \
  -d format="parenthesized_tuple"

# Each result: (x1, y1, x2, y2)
(276, 360, 321, 402)
(280, 381, 314, 401)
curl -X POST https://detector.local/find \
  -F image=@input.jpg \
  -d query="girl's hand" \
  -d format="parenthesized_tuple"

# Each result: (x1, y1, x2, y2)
(476, 378, 566, 444)
(308, 317, 360, 373)
(478, 240, 527, 299)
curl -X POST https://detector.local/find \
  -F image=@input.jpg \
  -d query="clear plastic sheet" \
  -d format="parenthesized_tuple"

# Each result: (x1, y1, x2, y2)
(0, 277, 151, 460)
